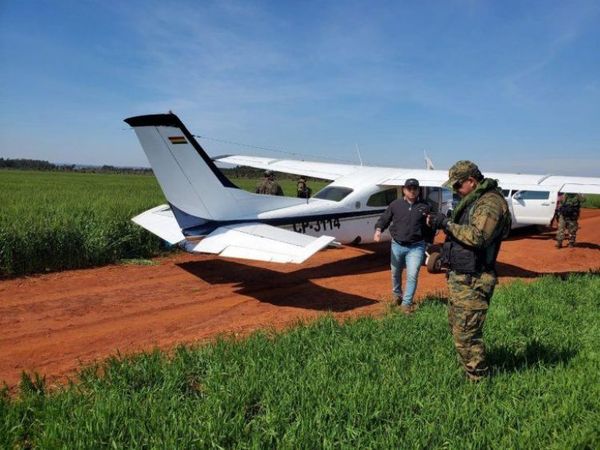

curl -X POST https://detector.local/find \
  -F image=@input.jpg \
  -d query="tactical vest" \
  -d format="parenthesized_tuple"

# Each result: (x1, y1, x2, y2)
(443, 191, 511, 274)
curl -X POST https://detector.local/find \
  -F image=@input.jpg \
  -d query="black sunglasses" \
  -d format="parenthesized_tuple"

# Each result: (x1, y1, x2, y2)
(452, 179, 465, 191)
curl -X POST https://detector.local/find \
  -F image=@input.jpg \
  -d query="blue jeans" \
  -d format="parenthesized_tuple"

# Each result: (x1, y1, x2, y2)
(390, 240, 426, 306)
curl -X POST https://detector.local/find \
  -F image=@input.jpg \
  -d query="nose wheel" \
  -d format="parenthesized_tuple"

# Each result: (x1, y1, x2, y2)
(424, 244, 443, 273)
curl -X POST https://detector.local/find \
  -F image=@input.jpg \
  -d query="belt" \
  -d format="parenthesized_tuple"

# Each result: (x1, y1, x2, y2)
(394, 239, 424, 246)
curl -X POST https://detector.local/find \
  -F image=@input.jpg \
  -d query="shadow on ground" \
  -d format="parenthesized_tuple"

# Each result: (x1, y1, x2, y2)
(488, 341, 577, 374)
(177, 249, 390, 311)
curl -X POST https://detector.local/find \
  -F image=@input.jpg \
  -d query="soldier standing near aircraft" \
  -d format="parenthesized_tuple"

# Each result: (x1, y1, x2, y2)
(374, 178, 432, 314)
(428, 161, 511, 381)
(296, 176, 312, 198)
(555, 193, 583, 248)
(256, 170, 284, 196)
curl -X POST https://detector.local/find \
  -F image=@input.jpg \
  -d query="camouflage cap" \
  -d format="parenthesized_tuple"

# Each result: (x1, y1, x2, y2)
(442, 160, 482, 189)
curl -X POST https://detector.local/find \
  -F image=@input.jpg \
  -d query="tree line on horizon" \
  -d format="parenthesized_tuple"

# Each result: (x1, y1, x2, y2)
(0, 157, 321, 180)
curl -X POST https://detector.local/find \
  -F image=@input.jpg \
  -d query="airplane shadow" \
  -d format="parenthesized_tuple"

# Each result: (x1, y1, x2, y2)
(488, 342, 577, 374)
(177, 248, 390, 312)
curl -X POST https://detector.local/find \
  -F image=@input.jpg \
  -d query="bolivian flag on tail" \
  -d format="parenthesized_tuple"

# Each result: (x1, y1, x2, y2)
(168, 136, 187, 145)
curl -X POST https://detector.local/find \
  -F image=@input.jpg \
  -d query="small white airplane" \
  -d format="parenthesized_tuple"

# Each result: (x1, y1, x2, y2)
(125, 113, 600, 264)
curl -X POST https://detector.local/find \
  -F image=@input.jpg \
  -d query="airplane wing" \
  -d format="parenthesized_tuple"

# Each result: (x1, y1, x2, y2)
(186, 223, 336, 263)
(132, 204, 185, 245)
(214, 155, 361, 181)
(537, 175, 600, 195)
(379, 170, 600, 195)
(377, 169, 448, 187)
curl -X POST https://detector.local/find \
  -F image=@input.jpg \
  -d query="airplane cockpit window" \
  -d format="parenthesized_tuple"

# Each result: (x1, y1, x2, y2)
(514, 190, 550, 200)
(366, 188, 398, 207)
(313, 186, 354, 202)
(502, 189, 510, 198)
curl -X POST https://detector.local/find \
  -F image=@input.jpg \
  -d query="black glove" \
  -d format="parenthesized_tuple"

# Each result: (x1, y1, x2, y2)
(429, 212, 449, 230)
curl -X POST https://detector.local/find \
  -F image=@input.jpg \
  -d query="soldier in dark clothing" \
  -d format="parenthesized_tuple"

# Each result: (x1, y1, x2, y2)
(255, 170, 284, 196)
(374, 178, 432, 314)
(428, 161, 511, 381)
(556, 193, 582, 248)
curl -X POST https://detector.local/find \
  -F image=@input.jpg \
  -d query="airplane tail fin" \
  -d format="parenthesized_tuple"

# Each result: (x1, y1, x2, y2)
(124, 113, 303, 226)
(125, 113, 334, 263)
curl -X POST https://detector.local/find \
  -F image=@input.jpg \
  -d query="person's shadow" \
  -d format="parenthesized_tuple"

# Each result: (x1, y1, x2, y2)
(487, 341, 577, 374)
(573, 242, 600, 250)
(496, 262, 600, 278)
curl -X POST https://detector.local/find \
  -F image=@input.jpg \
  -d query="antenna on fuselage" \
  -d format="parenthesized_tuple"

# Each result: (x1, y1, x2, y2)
(424, 150, 435, 170)
(355, 144, 363, 166)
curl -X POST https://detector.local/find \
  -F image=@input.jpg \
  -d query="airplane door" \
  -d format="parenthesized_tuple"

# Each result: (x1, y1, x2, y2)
(510, 188, 557, 226)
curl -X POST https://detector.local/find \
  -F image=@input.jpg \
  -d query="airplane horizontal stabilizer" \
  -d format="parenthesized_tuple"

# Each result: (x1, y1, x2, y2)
(132, 205, 185, 245)
(185, 223, 335, 263)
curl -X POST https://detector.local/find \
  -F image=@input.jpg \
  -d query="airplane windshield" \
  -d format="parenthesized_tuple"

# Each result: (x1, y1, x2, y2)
(313, 186, 354, 202)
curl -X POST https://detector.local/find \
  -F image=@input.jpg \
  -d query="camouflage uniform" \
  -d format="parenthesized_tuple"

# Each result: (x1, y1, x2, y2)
(556, 194, 581, 248)
(255, 172, 284, 196)
(439, 161, 511, 381)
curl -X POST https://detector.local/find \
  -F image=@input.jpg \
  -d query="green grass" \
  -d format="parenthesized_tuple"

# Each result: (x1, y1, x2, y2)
(0, 170, 167, 277)
(0, 170, 327, 277)
(2, 274, 599, 448)
(582, 194, 600, 208)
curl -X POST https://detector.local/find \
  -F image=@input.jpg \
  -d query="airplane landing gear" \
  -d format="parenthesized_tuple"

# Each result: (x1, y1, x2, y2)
(424, 244, 443, 273)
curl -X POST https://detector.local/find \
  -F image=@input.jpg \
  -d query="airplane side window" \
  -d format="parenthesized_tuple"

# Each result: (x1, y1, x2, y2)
(517, 191, 550, 200)
(313, 186, 354, 202)
(366, 188, 398, 207)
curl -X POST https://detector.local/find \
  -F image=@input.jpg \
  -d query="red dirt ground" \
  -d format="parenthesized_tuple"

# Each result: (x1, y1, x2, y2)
(1, 210, 599, 389)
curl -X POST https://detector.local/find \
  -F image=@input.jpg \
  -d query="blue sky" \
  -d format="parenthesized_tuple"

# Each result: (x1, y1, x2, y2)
(1, 0, 599, 175)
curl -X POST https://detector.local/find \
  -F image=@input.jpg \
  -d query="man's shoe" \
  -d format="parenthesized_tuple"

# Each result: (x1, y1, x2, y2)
(568, 242, 575, 248)
(392, 295, 402, 306)
(400, 304, 413, 315)
(556, 241, 562, 249)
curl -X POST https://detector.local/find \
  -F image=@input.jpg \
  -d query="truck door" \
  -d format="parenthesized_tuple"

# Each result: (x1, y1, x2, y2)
(510, 186, 557, 226)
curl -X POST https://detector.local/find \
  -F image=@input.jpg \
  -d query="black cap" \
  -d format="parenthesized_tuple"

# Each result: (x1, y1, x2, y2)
(404, 178, 419, 188)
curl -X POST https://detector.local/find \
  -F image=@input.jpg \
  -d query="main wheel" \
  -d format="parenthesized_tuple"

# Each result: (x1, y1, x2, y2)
(426, 251, 442, 273)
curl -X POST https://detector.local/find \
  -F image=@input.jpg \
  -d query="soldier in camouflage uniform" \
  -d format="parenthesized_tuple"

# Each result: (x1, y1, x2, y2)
(255, 170, 284, 196)
(428, 161, 512, 381)
(555, 193, 582, 248)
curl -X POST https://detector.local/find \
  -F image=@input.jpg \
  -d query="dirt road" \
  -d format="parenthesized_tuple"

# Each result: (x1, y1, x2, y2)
(1, 210, 599, 388)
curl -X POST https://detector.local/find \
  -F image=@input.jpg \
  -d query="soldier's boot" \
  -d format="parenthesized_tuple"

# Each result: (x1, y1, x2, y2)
(555, 240, 562, 249)
(568, 241, 575, 248)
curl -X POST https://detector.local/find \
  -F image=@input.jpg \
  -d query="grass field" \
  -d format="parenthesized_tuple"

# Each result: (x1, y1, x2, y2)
(1, 274, 598, 448)
(0, 170, 327, 277)
(583, 193, 600, 208)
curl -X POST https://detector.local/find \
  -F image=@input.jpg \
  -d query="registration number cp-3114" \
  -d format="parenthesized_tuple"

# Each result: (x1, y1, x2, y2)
(292, 218, 341, 233)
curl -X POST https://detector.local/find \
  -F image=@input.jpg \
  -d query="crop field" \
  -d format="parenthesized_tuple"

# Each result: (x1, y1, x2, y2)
(0, 170, 327, 277)
(1, 274, 599, 448)
(583, 194, 600, 208)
